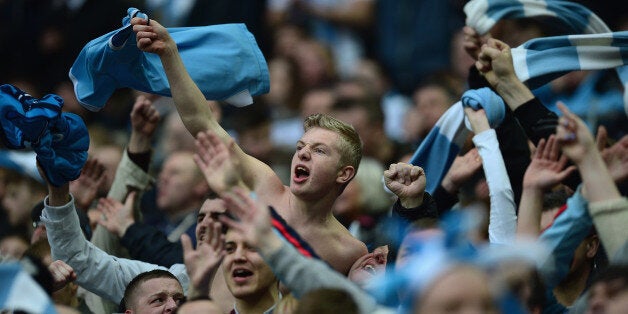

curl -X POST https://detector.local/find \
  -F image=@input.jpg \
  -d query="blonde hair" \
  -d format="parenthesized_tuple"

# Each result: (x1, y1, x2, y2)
(303, 114, 362, 172)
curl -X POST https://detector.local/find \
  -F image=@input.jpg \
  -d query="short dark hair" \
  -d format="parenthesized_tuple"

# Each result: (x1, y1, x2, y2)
(120, 270, 181, 311)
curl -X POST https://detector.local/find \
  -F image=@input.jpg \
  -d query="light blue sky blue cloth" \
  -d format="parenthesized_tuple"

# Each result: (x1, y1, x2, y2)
(0, 263, 57, 314)
(461, 87, 505, 129)
(70, 7, 270, 111)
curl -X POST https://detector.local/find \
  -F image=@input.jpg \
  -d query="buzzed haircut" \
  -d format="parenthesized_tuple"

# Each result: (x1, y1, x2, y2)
(121, 269, 181, 311)
(303, 113, 362, 173)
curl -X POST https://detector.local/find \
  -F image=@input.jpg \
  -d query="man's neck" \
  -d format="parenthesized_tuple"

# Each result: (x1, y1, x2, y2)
(286, 192, 337, 225)
(554, 266, 591, 306)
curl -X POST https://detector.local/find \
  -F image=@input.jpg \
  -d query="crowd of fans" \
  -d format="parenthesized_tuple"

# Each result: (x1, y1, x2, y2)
(1, 0, 627, 313)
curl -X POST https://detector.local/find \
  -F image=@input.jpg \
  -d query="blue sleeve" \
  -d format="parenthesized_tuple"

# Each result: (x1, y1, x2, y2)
(537, 187, 592, 312)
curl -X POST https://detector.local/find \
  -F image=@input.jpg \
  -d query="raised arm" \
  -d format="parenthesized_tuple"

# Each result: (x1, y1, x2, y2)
(464, 107, 516, 244)
(517, 135, 575, 238)
(131, 18, 284, 196)
(556, 103, 626, 256)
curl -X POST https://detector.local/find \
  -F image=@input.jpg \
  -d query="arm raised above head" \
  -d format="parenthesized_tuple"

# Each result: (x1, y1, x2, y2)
(131, 17, 284, 194)
(132, 17, 221, 138)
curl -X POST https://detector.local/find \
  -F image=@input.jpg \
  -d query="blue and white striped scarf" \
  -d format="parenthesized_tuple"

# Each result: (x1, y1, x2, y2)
(409, 88, 505, 194)
(464, 0, 611, 35)
(409, 0, 628, 194)
(465, 0, 628, 114)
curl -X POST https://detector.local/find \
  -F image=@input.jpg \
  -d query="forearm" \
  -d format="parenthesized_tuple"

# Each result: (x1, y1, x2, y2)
(492, 75, 535, 111)
(517, 187, 544, 238)
(48, 183, 70, 206)
(159, 47, 220, 137)
(577, 151, 621, 203)
(588, 197, 628, 256)
(473, 130, 517, 244)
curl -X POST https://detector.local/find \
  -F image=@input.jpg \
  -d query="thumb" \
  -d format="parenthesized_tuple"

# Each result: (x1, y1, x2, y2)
(124, 191, 137, 208)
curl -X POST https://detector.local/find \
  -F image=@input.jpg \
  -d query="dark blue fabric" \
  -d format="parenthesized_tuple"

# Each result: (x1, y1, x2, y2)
(34, 113, 89, 187)
(0, 84, 63, 149)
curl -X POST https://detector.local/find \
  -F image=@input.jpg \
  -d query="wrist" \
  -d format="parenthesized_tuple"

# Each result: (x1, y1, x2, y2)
(441, 177, 459, 195)
(494, 79, 534, 110)
(128, 133, 152, 153)
(400, 195, 424, 208)
(258, 229, 282, 256)
(48, 184, 71, 206)
(118, 220, 135, 238)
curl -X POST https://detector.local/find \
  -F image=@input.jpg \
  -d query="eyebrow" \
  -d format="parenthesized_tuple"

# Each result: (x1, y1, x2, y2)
(296, 140, 329, 149)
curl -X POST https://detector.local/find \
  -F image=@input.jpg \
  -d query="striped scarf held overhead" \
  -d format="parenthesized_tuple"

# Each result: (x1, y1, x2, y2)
(464, 0, 611, 36)
(464, 0, 628, 115)
(408, 1, 628, 195)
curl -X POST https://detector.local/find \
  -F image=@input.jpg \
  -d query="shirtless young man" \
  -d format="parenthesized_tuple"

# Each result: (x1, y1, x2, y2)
(131, 17, 367, 275)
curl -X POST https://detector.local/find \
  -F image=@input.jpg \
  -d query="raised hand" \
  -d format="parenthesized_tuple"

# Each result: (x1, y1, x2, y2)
(193, 131, 243, 195)
(96, 192, 137, 237)
(70, 158, 107, 210)
(131, 18, 174, 56)
(218, 187, 276, 252)
(523, 135, 576, 191)
(476, 38, 520, 89)
(182, 223, 225, 299)
(555, 102, 596, 164)
(596, 126, 628, 184)
(384, 163, 426, 208)
(464, 107, 490, 134)
(49, 260, 77, 292)
(441, 148, 482, 194)
(462, 26, 491, 61)
(129, 95, 160, 153)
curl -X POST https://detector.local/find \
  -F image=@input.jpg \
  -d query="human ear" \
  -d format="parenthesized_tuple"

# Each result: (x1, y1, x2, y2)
(336, 166, 356, 184)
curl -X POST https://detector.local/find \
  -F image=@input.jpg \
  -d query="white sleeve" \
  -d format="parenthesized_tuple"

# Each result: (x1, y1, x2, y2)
(472, 129, 517, 244)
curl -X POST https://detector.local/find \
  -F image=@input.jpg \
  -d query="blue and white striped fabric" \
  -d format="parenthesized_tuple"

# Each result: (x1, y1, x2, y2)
(0, 263, 57, 314)
(70, 7, 270, 112)
(511, 31, 628, 90)
(408, 102, 469, 195)
(464, 0, 611, 36)
(465, 0, 628, 114)
(409, 88, 504, 194)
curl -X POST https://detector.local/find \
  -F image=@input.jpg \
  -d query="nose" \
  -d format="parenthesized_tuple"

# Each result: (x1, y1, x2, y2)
(233, 245, 247, 262)
(164, 297, 178, 313)
(297, 146, 311, 161)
